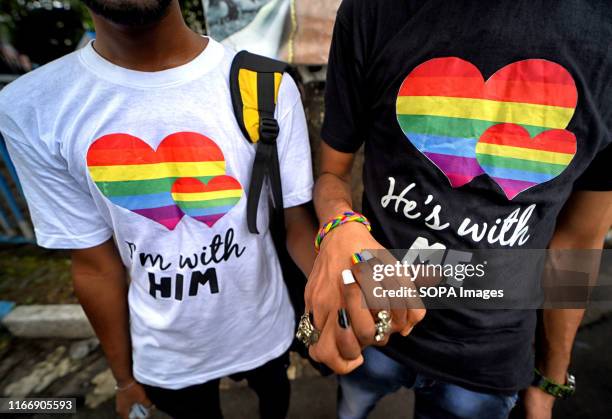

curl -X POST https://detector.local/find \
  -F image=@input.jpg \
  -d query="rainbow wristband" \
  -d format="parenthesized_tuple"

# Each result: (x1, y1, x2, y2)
(314, 211, 371, 252)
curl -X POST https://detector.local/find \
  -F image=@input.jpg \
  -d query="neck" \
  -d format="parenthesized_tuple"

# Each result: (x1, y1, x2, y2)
(90, 1, 207, 72)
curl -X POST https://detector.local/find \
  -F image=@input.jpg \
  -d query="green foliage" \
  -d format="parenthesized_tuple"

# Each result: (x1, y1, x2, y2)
(181, 0, 207, 34)
(0, 252, 75, 305)
(0, 1, 91, 38)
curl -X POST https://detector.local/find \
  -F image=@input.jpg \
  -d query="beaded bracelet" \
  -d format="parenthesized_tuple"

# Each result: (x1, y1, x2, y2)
(314, 211, 371, 252)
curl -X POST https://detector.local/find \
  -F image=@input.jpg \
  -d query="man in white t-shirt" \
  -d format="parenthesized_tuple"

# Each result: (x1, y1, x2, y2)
(0, 1, 317, 418)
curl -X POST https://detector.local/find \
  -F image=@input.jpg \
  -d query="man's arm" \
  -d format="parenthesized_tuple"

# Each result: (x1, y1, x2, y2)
(307, 143, 378, 371)
(71, 239, 151, 418)
(540, 191, 612, 382)
(306, 142, 425, 373)
(525, 190, 612, 419)
(285, 205, 318, 276)
(314, 143, 356, 222)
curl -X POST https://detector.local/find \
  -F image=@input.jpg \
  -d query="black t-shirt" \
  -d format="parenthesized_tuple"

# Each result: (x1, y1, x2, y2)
(322, 0, 612, 394)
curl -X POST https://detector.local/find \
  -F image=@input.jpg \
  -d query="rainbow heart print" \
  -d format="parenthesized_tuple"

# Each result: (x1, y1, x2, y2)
(86, 132, 243, 229)
(476, 124, 576, 199)
(396, 57, 578, 199)
(171, 176, 243, 227)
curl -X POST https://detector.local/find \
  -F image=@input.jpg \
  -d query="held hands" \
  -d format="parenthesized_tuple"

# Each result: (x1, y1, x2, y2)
(304, 220, 426, 374)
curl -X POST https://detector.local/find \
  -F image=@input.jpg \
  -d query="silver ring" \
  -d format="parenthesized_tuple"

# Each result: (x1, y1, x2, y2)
(374, 310, 392, 342)
(296, 313, 320, 347)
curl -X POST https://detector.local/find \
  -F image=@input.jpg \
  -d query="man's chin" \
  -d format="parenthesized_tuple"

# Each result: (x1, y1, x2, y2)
(82, 0, 174, 27)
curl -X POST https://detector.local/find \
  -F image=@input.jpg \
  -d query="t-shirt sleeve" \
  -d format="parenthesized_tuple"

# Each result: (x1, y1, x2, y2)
(276, 75, 313, 208)
(2, 131, 113, 249)
(573, 142, 612, 191)
(320, 2, 366, 153)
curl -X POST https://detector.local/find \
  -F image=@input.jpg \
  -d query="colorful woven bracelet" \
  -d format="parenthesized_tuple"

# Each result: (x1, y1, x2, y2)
(314, 211, 371, 252)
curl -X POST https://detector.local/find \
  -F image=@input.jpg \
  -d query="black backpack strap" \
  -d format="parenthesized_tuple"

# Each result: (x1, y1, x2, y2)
(229, 51, 289, 234)
(228, 52, 328, 371)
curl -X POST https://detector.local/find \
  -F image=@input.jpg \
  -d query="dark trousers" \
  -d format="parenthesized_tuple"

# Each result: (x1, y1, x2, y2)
(143, 352, 291, 419)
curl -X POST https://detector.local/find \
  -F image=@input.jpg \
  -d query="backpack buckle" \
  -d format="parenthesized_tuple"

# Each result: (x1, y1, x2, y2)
(260, 117, 279, 144)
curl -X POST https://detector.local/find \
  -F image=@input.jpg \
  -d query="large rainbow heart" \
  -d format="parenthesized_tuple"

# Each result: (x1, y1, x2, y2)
(86, 132, 243, 229)
(396, 58, 578, 188)
(476, 123, 576, 200)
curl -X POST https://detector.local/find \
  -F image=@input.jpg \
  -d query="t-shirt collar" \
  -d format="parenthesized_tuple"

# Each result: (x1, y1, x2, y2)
(79, 36, 224, 88)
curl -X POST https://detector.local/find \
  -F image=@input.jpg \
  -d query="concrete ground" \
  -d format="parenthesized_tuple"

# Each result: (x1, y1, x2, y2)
(20, 313, 611, 419)
(221, 376, 414, 419)
(222, 314, 612, 419)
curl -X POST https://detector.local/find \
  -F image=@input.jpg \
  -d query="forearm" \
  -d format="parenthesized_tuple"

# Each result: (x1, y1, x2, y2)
(285, 205, 318, 276)
(314, 172, 354, 224)
(536, 308, 584, 383)
(72, 257, 133, 385)
(537, 225, 606, 382)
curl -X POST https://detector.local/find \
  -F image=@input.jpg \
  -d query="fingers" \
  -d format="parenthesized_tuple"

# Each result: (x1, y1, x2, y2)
(366, 254, 426, 335)
(115, 393, 131, 419)
(304, 274, 331, 333)
(306, 265, 362, 369)
(351, 260, 388, 313)
(350, 259, 395, 346)
(305, 245, 425, 371)
(402, 308, 426, 336)
(348, 253, 427, 343)
(342, 272, 378, 347)
(368, 257, 418, 336)
(335, 308, 362, 360)
(140, 396, 155, 410)
(309, 313, 364, 374)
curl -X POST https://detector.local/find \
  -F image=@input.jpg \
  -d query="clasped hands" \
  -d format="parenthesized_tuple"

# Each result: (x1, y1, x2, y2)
(304, 222, 426, 374)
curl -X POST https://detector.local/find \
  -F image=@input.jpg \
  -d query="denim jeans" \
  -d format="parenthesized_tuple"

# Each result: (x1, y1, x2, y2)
(338, 347, 518, 419)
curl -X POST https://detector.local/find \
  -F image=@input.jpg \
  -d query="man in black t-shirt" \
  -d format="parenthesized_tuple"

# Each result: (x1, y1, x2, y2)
(305, 1, 612, 418)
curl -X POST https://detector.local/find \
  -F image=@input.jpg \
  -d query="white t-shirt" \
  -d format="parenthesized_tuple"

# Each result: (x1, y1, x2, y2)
(0, 38, 313, 389)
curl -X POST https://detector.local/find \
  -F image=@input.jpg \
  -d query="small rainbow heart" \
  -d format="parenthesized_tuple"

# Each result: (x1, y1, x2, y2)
(476, 123, 576, 200)
(171, 176, 243, 227)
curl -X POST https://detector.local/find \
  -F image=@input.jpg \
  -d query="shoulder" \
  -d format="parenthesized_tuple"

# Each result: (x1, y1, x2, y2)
(276, 73, 301, 120)
(337, 0, 369, 18)
(214, 38, 237, 79)
(0, 50, 82, 111)
(0, 50, 83, 141)
(336, 0, 389, 25)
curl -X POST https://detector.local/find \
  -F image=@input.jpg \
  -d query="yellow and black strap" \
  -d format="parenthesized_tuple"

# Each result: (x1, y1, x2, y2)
(229, 50, 289, 234)
(230, 53, 324, 364)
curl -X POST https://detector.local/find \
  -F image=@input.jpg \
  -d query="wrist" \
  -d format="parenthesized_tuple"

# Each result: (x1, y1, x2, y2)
(537, 353, 570, 384)
(528, 384, 556, 401)
(532, 367, 576, 399)
(317, 201, 354, 226)
(315, 211, 371, 252)
(115, 378, 137, 392)
(114, 375, 135, 388)
(319, 220, 371, 252)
